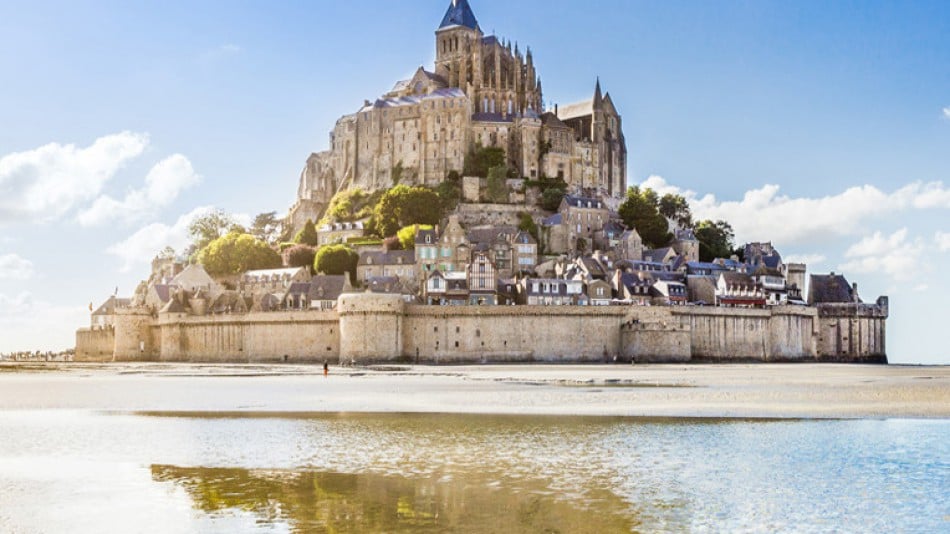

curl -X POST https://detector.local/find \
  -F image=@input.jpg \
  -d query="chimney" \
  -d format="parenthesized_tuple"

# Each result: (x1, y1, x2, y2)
(555, 103, 558, 116)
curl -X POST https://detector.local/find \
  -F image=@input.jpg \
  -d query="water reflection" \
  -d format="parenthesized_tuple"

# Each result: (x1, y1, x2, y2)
(151, 464, 635, 533)
(0, 411, 946, 533)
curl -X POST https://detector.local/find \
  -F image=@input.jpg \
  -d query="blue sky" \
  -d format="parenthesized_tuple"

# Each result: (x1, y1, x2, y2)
(0, 0, 947, 363)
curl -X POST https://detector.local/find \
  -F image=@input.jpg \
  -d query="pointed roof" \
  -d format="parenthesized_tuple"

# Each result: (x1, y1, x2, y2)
(439, 0, 479, 31)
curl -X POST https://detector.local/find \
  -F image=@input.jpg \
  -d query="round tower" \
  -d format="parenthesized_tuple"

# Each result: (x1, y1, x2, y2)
(338, 293, 406, 364)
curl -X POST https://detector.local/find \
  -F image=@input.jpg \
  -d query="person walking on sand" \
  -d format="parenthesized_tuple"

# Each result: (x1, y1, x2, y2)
(323, 361, 329, 378)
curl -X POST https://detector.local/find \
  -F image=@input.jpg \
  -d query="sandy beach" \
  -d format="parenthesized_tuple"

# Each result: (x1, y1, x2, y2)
(1, 362, 946, 418)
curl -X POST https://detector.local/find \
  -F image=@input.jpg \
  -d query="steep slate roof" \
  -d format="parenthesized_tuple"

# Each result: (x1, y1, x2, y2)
(439, 0, 479, 30)
(643, 247, 674, 263)
(92, 296, 131, 316)
(467, 225, 517, 245)
(808, 274, 858, 304)
(540, 111, 570, 129)
(524, 278, 582, 297)
(512, 230, 536, 245)
(151, 284, 174, 304)
(541, 213, 562, 226)
(557, 99, 593, 120)
(471, 112, 514, 123)
(358, 250, 416, 267)
(362, 87, 465, 112)
(562, 194, 604, 209)
(415, 228, 439, 245)
(285, 282, 310, 299)
(602, 220, 626, 237)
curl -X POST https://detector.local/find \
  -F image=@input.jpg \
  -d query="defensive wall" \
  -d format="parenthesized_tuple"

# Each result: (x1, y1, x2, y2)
(77, 293, 887, 364)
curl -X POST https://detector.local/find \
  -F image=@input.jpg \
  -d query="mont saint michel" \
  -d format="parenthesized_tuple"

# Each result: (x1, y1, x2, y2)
(72, 0, 889, 365)
(2, 2, 948, 533)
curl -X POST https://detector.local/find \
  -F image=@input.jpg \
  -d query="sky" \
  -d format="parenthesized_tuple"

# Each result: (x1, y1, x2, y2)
(0, 0, 947, 363)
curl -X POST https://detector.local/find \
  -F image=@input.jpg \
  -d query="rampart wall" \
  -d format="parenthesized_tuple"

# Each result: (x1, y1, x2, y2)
(76, 294, 887, 364)
(74, 328, 115, 362)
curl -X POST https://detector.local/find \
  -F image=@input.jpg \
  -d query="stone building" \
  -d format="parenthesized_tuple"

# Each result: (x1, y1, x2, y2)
(289, 0, 627, 232)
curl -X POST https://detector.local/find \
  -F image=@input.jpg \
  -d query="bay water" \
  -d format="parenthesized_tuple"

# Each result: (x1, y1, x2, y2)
(0, 411, 946, 532)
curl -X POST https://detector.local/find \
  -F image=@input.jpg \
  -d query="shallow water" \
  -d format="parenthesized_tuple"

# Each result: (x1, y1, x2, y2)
(0, 411, 946, 532)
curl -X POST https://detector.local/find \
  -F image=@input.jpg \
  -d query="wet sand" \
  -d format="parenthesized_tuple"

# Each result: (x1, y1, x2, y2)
(0, 362, 947, 418)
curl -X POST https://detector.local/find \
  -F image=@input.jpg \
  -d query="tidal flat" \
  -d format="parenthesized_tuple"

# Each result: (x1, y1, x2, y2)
(0, 363, 947, 532)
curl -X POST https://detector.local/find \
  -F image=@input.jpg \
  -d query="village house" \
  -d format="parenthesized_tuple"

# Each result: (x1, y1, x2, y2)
(618, 228, 644, 261)
(241, 267, 311, 296)
(585, 279, 613, 306)
(435, 215, 471, 273)
(307, 275, 350, 310)
(90, 296, 131, 329)
(613, 271, 652, 305)
(650, 280, 689, 306)
(558, 194, 609, 252)
(357, 250, 417, 286)
(425, 270, 469, 305)
(520, 278, 584, 305)
(716, 271, 766, 308)
(467, 250, 497, 305)
(415, 227, 440, 277)
(317, 221, 365, 246)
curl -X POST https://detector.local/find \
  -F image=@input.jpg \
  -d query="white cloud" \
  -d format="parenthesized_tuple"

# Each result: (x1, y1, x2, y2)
(0, 132, 148, 224)
(943, 107, 950, 120)
(0, 253, 34, 280)
(936, 231, 950, 252)
(913, 284, 929, 292)
(77, 155, 201, 226)
(783, 253, 826, 266)
(838, 229, 924, 282)
(639, 176, 950, 246)
(106, 206, 216, 272)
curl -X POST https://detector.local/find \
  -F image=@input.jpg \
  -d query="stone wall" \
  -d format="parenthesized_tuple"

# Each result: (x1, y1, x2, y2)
(455, 203, 543, 227)
(157, 311, 340, 363)
(400, 305, 626, 364)
(75, 328, 115, 362)
(669, 306, 818, 362)
(76, 299, 886, 364)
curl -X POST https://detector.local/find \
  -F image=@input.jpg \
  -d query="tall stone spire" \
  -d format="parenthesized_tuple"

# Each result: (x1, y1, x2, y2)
(439, 0, 479, 30)
(593, 77, 603, 109)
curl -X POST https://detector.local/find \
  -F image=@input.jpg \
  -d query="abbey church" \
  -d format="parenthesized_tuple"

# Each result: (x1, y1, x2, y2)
(290, 0, 627, 230)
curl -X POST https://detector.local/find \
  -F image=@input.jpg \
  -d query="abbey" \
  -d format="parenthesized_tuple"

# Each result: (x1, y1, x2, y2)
(290, 0, 627, 230)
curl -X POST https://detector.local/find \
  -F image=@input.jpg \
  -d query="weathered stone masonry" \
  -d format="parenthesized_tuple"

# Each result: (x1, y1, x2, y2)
(77, 293, 887, 364)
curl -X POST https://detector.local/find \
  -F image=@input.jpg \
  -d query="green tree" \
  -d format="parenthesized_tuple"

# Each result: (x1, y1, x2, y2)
(518, 212, 539, 243)
(435, 180, 461, 212)
(374, 185, 442, 238)
(485, 165, 509, 203)
(314, 244, 358, 281)
(285, 244, 317, 272)
(658, 193, 693, 229)
(188, 209, 239, 255)
(250, 211, 282, 245)
(693, 220, 736, 262)
(293, 219, 320, 247)
(463, 146, 506, 178)
(396, 224, 433, 251)
(197, 232, 282, 277)
(541, 188, 566, 211)
(618, 186, 672, 249)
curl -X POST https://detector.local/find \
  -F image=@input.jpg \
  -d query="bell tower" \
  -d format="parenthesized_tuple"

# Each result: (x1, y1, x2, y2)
(435, 0, 481, 89)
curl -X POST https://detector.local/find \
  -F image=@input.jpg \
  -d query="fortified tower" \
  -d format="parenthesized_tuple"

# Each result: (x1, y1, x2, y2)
(435, 0, 542, 115)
